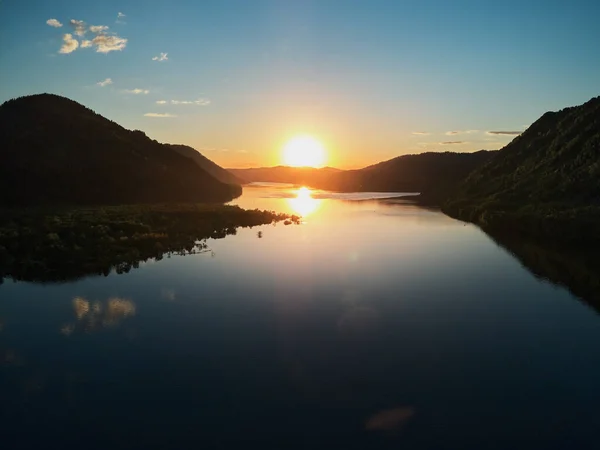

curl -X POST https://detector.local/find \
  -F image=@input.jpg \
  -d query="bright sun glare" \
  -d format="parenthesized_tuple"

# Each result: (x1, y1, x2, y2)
(287, 187, 321, 217)
(282, 136, 327, 168)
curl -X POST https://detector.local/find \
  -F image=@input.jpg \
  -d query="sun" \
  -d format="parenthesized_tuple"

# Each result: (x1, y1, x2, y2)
(282, 135, 327, 168)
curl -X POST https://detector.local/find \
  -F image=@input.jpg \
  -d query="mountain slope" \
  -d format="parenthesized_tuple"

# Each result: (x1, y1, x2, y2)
(316, 151, 496, 202)
(445, 96, 600, 241)
(169, 144, 244, 185)
(0, 94, 241, 206)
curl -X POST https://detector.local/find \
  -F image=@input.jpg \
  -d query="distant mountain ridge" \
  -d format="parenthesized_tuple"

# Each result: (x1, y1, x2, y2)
(230, 152, 496, 204)
(0, 94, 241, 206)
(228, 166, 342, 185)
(314, 151, 496, 202)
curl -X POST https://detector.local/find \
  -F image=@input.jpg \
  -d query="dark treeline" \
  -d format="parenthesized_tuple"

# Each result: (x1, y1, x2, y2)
(0, 94, 241, 206)
(0, 204, 298, 283)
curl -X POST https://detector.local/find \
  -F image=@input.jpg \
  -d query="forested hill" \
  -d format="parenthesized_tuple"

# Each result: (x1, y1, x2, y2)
(315, 151, 496, 203)
(444, 97, 600, 244)
(169, 144, 244, 185)
(445, 96, 600, 221)
(0, 94, 241, 206)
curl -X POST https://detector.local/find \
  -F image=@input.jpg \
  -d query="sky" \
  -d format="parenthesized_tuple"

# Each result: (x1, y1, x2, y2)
(1, 0, 599, 169)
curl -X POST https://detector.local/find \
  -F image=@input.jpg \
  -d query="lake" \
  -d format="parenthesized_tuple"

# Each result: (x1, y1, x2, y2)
(2, 184, 600, 449)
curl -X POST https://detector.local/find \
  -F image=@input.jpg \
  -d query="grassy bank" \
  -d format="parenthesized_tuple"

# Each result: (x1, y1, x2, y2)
(0, 204, 298, 283)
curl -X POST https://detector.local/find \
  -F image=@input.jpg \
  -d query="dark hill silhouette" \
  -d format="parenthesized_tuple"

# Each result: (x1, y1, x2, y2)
(315, 151, 496, 202)
(169, 144, 244, 185)
(445, 95, 600, 242)
(0, 94, 241, 206)
(229, 152, 495, 204)
(227, 166, 341, 186)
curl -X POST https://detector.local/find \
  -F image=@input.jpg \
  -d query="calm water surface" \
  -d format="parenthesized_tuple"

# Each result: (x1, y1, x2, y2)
(2, 184, 600, 449)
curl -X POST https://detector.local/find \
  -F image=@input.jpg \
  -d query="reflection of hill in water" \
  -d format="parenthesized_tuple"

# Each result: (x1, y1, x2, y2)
(487, 231, 600, 313)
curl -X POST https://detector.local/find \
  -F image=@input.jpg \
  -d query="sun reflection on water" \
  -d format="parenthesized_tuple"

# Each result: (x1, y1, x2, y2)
(287, 187, 322, 217)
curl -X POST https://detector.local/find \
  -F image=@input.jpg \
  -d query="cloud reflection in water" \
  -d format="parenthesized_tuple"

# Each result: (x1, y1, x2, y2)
(61, 296, 136, 335)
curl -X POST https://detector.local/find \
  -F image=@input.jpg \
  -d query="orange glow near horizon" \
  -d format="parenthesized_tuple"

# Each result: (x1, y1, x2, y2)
(287, 187, 322, 217)
(282, 135, 327, 168)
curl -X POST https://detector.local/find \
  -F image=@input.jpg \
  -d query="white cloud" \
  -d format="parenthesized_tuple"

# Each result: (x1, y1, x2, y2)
(144, 113, 177, 118)
(92, 34, 127, 53)
(445, 130, 479, 136)
(97, 78, 113, 87)
(116, 12, 126, 24)
(81, 40, 92, 48)
(411, 131, 430, 136)
(70, 19, 86, 37)
(46, 19, 63, 28)
(89, 25, 109, 34)
(152, 52, 168, 62)
(59, 33, 79, 54)
(123, 89, 149, 95)
(156, 100, 167, 104)
(170, 98, 211, 106)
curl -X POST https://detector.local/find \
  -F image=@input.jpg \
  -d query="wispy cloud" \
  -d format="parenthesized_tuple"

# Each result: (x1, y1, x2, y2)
(445, 130, 479, 135)
(170, 98, 211, 106)
(144, 113, 177, 118)
(152, 52, 168, 62)
(486, 131, 521, 136)
(59, 33, 79, 54)
(411, 131, 430, 136)
(46, 19, 63, 28)
(440, 141, 465, 145)
(123, 88, 149, 95)
(89, 25, 109, 33)
(116, 12, 126, 25)
(70, 19, 87, 37)
(97, 78, 113, 87)
(156, 100, 167, 104)
(92, 34, 127, 53)
(81, 40, 92, 48)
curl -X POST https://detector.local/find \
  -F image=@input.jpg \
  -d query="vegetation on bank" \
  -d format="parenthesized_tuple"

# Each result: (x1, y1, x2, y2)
(0, 204, 298, 283)
(443, 95, 600, 243)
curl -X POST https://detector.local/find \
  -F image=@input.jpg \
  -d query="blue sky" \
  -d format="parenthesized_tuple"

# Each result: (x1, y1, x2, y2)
(1, 0, 599, 168)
